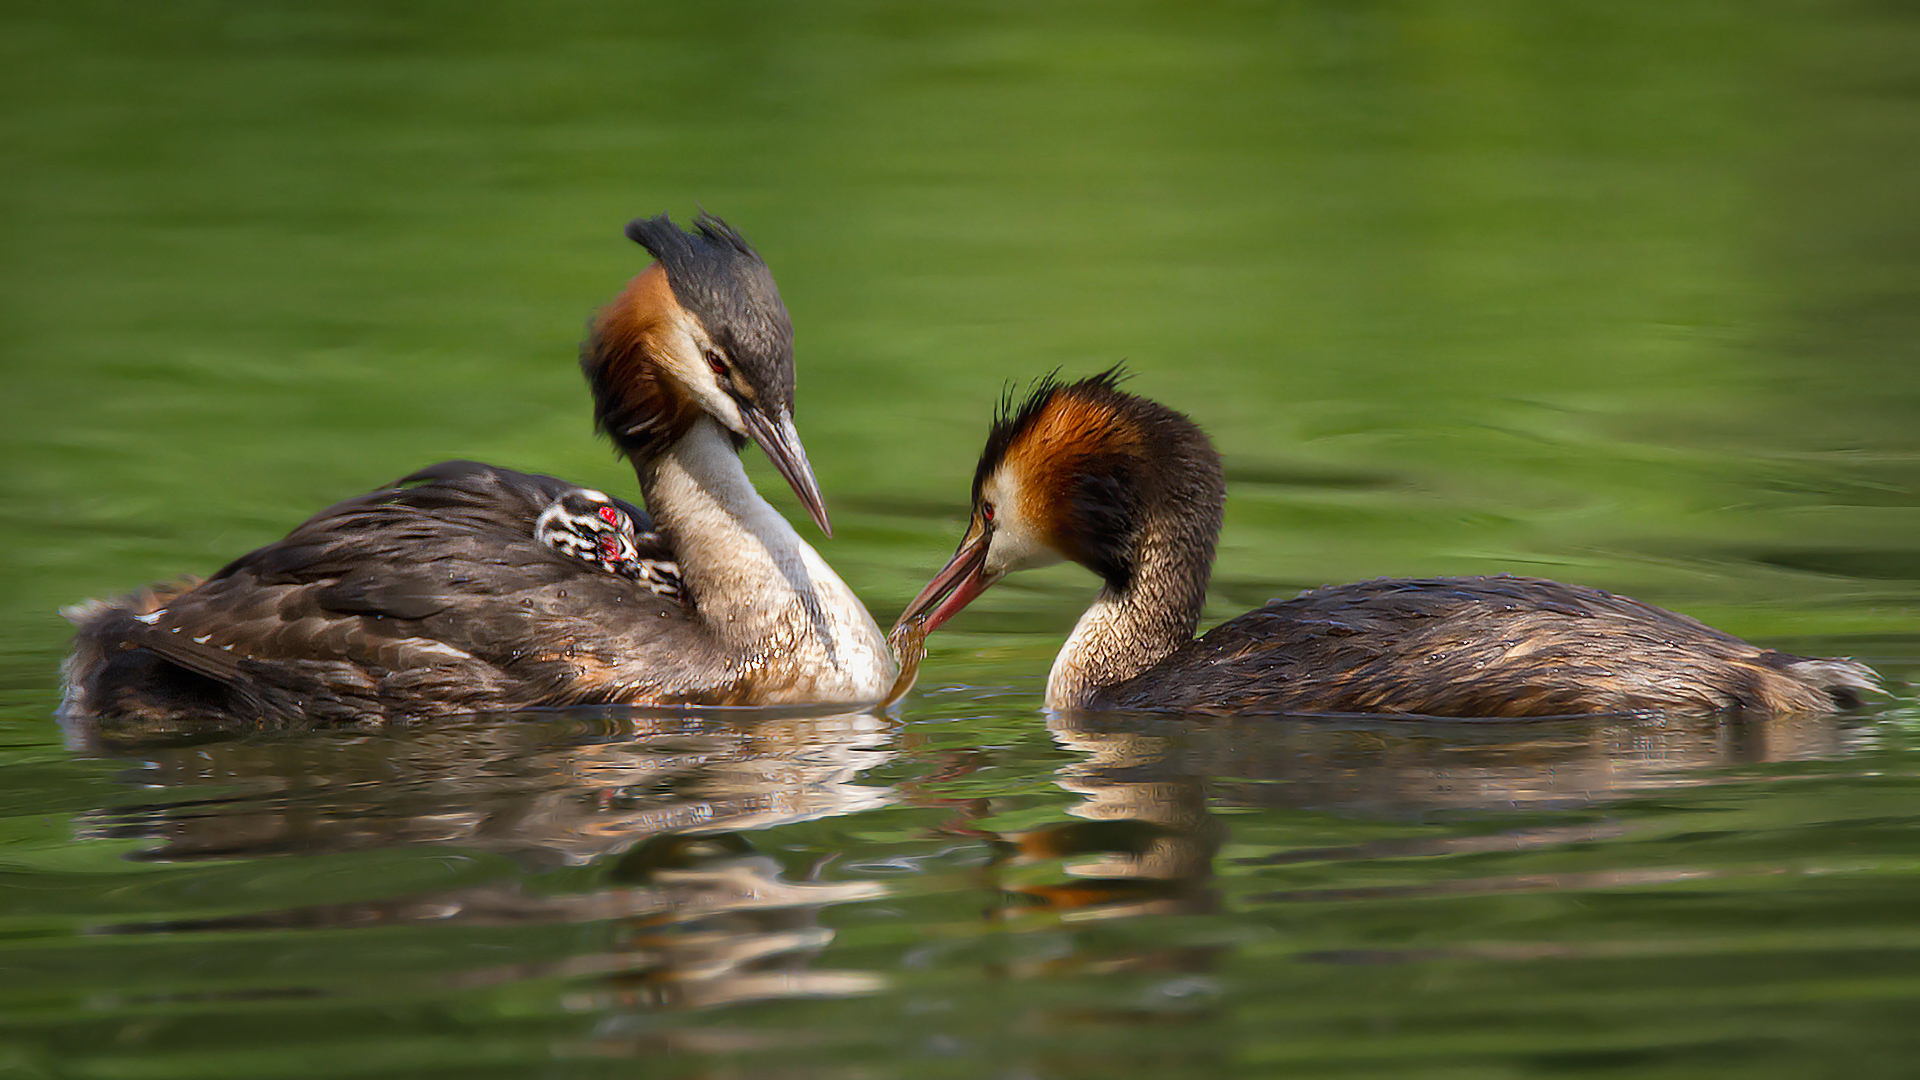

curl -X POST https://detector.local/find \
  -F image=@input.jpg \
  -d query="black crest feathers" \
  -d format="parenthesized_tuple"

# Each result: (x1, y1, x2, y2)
(622, 211, 796, 415)
(623, 212, 759, 267)
(973, 366, 1131, 502)
(970, 366, 1221, 591)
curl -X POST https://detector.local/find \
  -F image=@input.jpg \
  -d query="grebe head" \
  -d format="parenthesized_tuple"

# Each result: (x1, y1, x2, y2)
(900, 369, 1217, 632)
(583, 211, 832, 534)
(536, 488, 643, 576)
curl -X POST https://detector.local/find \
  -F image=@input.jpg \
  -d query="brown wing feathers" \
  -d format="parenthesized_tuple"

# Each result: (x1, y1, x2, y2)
(66, 462, 683, 724)
(1110, 576, 1876, 716)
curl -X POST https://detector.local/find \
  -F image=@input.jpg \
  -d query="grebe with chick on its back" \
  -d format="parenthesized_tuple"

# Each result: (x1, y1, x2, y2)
(64, 213, 895, 727)
(896, 370, 1879, 717)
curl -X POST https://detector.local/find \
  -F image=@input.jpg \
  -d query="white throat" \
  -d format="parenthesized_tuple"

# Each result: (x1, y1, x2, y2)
(1047, 587, 1148, 710)
(1044, 539, 1209, 711)
(641, 418, 894, 703)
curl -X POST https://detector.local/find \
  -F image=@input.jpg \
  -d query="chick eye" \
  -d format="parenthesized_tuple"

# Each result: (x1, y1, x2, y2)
(704, 349, 729, 380)
(599, 536, 626, 560)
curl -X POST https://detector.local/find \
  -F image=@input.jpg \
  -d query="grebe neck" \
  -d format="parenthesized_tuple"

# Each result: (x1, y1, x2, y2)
(636, 417, 894, 703)
(1046, 504, 1217, 710)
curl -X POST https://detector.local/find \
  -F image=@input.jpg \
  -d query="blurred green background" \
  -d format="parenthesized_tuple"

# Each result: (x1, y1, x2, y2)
(5, 0, 1917, 711)
(2, 5, 1919, 1076)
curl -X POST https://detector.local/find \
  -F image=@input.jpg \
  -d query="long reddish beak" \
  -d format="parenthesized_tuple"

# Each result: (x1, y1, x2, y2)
(896, 526, 993, 634)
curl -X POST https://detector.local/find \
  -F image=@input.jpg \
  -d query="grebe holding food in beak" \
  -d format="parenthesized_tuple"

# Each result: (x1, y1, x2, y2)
(898, 371, 1877, 717)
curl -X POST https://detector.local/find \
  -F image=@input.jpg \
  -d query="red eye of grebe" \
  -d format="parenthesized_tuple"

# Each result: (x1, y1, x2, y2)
(982, 503, 995, 523)
(597, 506, 621, 525)
(705, 349, 727, 379)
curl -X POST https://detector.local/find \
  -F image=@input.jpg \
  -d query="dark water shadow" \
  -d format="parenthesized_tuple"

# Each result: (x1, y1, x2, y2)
(1049, 707, 1863, 817)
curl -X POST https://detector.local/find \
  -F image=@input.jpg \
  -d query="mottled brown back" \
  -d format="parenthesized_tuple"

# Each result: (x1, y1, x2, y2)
(63, 462, 739, 730)
(1096, 575, 1879, 717)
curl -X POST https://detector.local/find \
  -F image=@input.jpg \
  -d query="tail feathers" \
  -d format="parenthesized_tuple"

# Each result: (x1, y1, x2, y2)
(60, 598, 110, 626)
(1783, 656, 1883, 708)
(60, 580, 269, 723)
(62, 579, 200, 626)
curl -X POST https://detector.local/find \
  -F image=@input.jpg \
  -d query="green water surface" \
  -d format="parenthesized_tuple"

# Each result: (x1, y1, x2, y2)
(3, 2, 1919, 1077)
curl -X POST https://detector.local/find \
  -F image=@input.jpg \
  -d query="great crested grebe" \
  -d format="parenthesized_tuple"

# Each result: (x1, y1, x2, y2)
(64, 213, 894, 726)
(897, 371, 1880, 717)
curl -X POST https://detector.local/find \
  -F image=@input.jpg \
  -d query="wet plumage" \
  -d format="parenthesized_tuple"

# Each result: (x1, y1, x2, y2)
(64, 463, 710, 726)
(1112, 575, 1877, 716)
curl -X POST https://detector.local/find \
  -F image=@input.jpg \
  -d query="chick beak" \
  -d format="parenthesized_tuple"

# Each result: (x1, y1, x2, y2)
(741, 405, 833, 536)
(897, 521, 993, 633)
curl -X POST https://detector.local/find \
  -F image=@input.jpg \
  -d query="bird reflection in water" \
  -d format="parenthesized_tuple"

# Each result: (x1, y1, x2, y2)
(53, 704, 1871, 1028)
(972, 708, 1861, 924)
(67, 708, 895, 1011)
